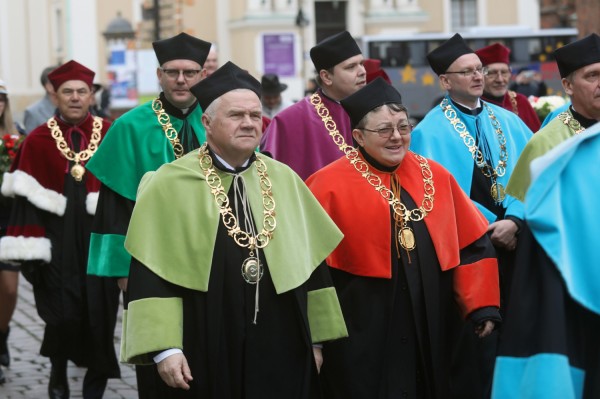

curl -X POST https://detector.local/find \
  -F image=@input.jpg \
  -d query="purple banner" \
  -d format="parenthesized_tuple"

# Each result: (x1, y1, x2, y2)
(263, 33, 295, 77)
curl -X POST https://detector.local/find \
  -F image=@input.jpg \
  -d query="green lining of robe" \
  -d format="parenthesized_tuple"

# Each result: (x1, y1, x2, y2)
(121, 297, 183, 365)
(506, 113, 578, 202)
(86, 100, 206, 201)
(87, 233, 130, 277)
(125, 150, 343, 294)
(307, 287, 348, 343)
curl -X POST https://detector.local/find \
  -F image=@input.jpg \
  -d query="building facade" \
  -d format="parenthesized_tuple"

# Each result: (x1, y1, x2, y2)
(1, 0, 545, 119)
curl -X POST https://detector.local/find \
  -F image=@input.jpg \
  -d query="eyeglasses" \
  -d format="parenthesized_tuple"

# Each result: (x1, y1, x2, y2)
(444, 67, 487, 78)
(361, 123, 413, 138)
(160, 68, 202, 80)
(482, 67, 512, 78)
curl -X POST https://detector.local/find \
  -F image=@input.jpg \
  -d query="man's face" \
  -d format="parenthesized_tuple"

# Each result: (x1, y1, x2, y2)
(564, 62, 600, 120)
(483, 62, 512, 97)
(262, 92, 282, 110)
(204, 49, 218, 77)
(440, 53, 485, 106)
(204, 90, 263, 166)
(158, 59, 205, 108)
(54, 80, 93, 124)
(323, 54, 366, 100)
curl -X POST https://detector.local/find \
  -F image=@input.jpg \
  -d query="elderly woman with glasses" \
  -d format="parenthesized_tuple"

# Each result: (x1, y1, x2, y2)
(306, 77, 501, 399)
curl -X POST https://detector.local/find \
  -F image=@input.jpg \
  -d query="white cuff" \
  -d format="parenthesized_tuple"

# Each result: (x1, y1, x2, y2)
(153, 348, 183, 364)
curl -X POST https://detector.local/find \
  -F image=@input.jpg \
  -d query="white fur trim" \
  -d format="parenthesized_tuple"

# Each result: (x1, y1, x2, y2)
(0, 235, 52, 263)
(1, 171, 15, 197)
(86, 191, 99, 215)
(3, 170, 67, 216)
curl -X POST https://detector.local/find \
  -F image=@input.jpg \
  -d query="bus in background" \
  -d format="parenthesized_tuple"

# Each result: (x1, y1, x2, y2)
(358, 27, 578, 120)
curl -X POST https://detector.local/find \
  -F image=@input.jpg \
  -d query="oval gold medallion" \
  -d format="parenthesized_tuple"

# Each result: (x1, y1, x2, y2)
(399, 227, 416, 251)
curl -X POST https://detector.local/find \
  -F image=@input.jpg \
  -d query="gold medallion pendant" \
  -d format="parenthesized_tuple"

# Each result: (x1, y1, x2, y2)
(399, 227, 416, 251)
(70, 164, 86, 182)
(491, 182, 506, 203)
(241, 257, 263, 284)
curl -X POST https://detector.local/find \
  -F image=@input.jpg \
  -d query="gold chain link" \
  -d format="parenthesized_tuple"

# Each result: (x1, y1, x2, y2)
(198, 144, 276, 250)
(152, 98, 185, 159)
(440, 98, 508, 178)
(48, 116, 103, 164)
(310, 93, 434, 222)
(557, 110, 585, 135)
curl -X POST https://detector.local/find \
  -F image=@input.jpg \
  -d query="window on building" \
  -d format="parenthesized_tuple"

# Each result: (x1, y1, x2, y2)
(314, 1, 347, 43)
(451, 0, 478, 30)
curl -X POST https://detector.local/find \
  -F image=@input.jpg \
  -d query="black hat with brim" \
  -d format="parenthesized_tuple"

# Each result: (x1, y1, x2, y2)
(554, 33, 600, 78)
(340, 77, 403, 128)
(310, 31, 362, 71)
(261, 74, 288, 95)
(153, 32, 212, 67)
(427, 33, 474, 75)
(190, 61, 261, 110)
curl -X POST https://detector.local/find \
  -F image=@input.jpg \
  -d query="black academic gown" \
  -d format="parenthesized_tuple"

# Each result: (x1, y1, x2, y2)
(17, 137, 120, 376)
(126, 157, 329, 399)
(319, 155, 498, 399)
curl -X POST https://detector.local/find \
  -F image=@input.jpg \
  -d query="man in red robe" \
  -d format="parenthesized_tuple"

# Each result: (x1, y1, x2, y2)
(0, 60, 119, 399)
(476, 43, 541, 132)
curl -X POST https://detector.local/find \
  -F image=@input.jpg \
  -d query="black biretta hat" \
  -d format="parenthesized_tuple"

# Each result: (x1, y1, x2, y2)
(427, 33, 474, 75)
(190, 61, 261, 110)
(310, 31, 362, 71)
(554, 33, 600, 78)
(340, 77, 402, 128)
(152, 32, 212, 67)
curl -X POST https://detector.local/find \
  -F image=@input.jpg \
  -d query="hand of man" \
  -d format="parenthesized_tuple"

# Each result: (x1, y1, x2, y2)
(157, 353, 193, 390)
(475, 320, 495, 338)
(487, 219, 518, 251)
(313, 346, 323, 374)
(117, 277, 128, 292)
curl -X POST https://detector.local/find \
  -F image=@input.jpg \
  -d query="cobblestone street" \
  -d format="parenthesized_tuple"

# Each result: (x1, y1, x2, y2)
(0, 276, 138, 398)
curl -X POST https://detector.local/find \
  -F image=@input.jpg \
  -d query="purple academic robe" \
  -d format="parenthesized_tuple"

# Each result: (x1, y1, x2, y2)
(259, 89, 353, 180)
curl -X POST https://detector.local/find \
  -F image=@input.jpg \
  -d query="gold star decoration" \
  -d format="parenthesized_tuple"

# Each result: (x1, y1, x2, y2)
(422, 72, 436, 86)
(401, 64, 417, 84)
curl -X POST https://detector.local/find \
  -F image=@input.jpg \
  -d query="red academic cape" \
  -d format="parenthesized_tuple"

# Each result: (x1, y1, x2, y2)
(484, 90, 541, 133)
(3, 113, 109, 241)
(306, 151, 500, 317)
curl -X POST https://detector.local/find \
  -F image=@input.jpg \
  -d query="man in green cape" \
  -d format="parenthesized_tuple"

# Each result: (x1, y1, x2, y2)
(507, 33, 600, 201)
(85, 32, 212, 397)
(120, 61, 348, 398)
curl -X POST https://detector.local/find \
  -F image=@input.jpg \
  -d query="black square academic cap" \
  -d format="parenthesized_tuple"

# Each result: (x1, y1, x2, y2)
(427, 33, 474, 75)
(554, 33, 600, 78)
(152, 32, 212, 67)
(340, 77, 403, 128)
(190, 61, 261, 110)
(310, 31, 362, 71)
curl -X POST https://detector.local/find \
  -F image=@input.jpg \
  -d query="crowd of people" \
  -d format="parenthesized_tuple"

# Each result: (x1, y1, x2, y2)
(0, 27, 598, 399)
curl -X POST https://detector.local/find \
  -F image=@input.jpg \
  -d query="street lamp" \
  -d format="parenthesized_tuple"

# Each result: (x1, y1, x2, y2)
(295, 7, 310, 94)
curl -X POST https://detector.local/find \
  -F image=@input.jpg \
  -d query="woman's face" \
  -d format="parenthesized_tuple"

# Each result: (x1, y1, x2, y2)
(353, 106, 412, 168)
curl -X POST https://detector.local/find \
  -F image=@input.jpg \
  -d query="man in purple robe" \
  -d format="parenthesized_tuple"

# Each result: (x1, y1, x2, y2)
(260, 31, 366, 180)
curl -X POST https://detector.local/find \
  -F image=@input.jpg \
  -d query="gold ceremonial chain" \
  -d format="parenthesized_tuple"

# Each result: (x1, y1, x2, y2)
(310, 92, 351, 151)
(152, 98, 185, 159)
(48, 116, 103, 182)
(440, 98, 508, 203)
(312, 94, 435, 251)
(508, 91, 519, 115)
(557, 110, 585, 135)
(198, 144, 276, 283)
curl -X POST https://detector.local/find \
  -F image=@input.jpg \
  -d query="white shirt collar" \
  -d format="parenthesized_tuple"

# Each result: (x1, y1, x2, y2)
(213, 152, 250, 171)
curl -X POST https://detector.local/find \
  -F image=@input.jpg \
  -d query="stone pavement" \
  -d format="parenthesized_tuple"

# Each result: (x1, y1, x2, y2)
(0, 275, 138, 398)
